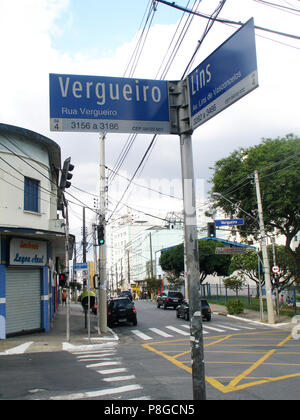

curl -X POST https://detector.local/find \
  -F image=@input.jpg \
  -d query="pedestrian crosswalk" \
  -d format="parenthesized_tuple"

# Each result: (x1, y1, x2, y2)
(127, 321, 261, 341)
(58, 343, 151, 401)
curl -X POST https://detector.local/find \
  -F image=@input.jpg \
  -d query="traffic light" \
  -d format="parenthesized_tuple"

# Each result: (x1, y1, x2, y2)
(207, 222, 216, 238)
(60, 157, 74, 190)
(97, 224, 105, 245)
(59, 273, 67, 287)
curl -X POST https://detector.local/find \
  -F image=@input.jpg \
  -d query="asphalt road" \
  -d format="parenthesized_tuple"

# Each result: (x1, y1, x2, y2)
(0, 300, 299, 401)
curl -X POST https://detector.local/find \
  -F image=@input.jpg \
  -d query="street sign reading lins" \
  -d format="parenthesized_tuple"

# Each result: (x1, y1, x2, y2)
(188, 18, 258, 131)
(49, 73, 171, 134)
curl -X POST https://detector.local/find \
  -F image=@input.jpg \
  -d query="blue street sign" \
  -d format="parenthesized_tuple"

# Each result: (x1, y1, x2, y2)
(74, 262, 88, 270)
(215, 218, 244, 227)
(49, 73, 171, 134)
(188, 18, 258, 130)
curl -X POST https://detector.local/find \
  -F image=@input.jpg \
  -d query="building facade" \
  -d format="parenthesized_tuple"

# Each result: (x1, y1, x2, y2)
(0, 124, 72, 339)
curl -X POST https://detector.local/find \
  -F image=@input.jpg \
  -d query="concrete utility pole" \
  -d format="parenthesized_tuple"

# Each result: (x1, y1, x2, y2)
(99, 133, 107, 333)
(254, 170, 275, 324)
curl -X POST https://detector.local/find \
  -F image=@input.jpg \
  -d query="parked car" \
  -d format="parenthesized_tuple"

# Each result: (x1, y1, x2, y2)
(176, 299, 211, 321)
(107, 297, 137, 327)
(157, 291, 184, 309)
(119, 290, 133, 301)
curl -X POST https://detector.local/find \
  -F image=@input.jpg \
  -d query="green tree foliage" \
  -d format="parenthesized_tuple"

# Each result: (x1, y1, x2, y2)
(159, 240, 232, 284)
(223, 275, 245, 297)
(159, 243, 184, 278)
(229, 249, 261, 285)
(145, 278, 162, 296)
(210, 134, 300, 280)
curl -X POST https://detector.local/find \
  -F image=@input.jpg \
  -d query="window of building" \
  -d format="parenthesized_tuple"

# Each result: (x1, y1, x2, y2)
(24, 177, 40, 213)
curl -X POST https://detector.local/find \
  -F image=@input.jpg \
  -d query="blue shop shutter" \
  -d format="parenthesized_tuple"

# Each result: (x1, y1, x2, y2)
(24, 177, 39, 212)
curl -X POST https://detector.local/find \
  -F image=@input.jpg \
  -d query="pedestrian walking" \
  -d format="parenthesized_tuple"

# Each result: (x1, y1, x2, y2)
(62, 289, 67, 306)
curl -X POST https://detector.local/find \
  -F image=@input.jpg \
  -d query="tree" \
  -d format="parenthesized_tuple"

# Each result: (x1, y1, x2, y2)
(159, 244, 184, 278)
(229, 250, 263, 296)
(165, 272, 185, 290)
(159, 240, 232, 284)
(198, 240, 232, 282)
(145, 278, 162, 297)
(223, 275, 245, 298)
(229, 245, 297, 294)
(267, 244, 297, 292)
(210, 134, 300, 282)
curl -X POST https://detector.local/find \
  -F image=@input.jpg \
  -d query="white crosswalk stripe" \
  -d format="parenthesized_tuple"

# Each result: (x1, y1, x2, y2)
(131, 330, 152, 340)
(180, 324, 209, 334)
(165, 326, 190, 336)
(103, 375, 136, 382)
(214, 324, 240, 331)
(148, 327, 173, 337)
(127, 321, 266, 341)
(64, 350, 147, 400)
(234, 324, 256, 330)
(203, 325, 226, 333)
(96, 367, 128, 375)
(50, 384, 143, 400)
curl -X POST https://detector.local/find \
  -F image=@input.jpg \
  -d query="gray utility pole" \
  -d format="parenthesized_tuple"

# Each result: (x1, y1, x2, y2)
(254, 170, 275, 324)
(169, 79, 206, 400)
(82, 207, 87, 263)
(99, 133, 107, 333)
(63, 195, 71, 342)
(149, 232, 154, 278)
(127, 250, 131, 288)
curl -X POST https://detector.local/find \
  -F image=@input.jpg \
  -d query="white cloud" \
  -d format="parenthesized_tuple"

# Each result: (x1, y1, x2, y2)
(0, 0, 299, 236)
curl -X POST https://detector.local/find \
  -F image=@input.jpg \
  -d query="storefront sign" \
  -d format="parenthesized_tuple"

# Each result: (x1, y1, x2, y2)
(9, 238, 47, 266)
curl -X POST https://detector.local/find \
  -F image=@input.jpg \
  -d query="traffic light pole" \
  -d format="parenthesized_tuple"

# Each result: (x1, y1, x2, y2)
(99, 133, 107, 334)
(63, 195, 71, 342)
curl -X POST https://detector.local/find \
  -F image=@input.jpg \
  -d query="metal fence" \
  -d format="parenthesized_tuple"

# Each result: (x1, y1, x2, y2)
(200, 282, 299, 317)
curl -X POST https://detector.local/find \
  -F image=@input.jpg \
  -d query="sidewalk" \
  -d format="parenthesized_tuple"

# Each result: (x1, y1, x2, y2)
(0, 302, 115, 354)
(211, 303, 294, 329)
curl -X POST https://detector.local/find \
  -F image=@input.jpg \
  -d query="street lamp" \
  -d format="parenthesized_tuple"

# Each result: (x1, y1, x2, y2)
(212, 190, 275, 324)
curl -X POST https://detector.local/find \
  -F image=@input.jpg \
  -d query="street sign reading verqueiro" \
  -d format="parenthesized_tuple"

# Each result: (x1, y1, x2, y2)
(49, 73, 171, 134)
(215, 218, 244, 226)
(188, 18, 258, 131)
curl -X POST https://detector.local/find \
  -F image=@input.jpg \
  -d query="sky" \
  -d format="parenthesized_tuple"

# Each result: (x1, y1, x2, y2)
(0, 0, 299, 250)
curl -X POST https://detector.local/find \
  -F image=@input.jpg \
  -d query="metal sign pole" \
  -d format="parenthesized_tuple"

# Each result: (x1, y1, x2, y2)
(170, 79, 206, 400)
(180, 132, 206, 401)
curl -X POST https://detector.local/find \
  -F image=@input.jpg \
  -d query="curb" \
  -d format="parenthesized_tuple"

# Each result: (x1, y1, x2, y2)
(213, 311, 292, 329)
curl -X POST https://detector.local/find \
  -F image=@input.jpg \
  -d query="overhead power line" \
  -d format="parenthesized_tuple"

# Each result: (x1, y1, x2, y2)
(253, 0, 300, 14)
(155, 0, 300, 40)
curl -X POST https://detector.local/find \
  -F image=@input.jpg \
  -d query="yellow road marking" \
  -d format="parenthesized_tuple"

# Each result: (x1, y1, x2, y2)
(142, 330, 299, 394)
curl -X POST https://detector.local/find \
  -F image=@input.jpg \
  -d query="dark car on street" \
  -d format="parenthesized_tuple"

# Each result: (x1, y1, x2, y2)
(119, 290, 133, 301)
(176, 299, 212, 321)
(157, 291, 184, 309)
(107, 297, 137, 327)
